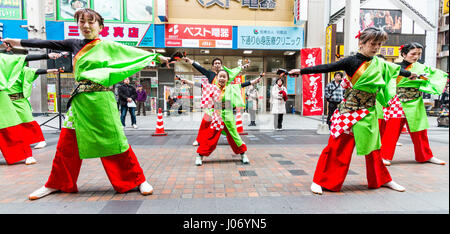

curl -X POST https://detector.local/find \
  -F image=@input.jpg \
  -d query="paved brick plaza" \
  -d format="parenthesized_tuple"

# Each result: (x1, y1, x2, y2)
(0, 130, 448, 214)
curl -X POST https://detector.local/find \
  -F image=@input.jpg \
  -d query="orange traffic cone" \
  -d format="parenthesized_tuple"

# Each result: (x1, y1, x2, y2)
(152, 108, 168, 136)
(236, 109, 248, 135)
(401, 125, 408, 134)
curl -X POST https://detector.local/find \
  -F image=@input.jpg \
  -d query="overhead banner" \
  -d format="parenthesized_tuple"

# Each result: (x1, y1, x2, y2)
(165, 24, 233, 48)
(64, 22, 154, 47)
(238, 26, 304, 50)
(301, 48, 323, 116)
(360, 9, 402, 34)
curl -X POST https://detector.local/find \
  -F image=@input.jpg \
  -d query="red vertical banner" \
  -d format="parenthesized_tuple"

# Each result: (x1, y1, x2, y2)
(301, 48, 324, 116)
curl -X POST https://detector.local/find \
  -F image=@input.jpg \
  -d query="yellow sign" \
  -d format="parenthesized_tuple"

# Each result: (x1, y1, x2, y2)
(325, 25, 333, 64)
(444, 0, 449, 15)
(338, 45, 401, 57)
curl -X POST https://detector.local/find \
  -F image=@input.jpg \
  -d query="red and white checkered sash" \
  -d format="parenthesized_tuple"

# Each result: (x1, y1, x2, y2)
(340, 76, 353, 89)
(201, 83, 220, 109)
(330, 108, 370, 138)
(201, 83, 224, 131)
(383, 106, 390, 121)
(386, 95, 405, 120)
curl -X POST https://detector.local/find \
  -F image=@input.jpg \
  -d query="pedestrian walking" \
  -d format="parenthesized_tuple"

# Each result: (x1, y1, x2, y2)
(136, 85, 147, 116)
(289, 27, 413, 195)
(246, 83, 259, 126)
(380, 42, 448, 166)
(118, 77, 138, 128)
(2, 8, 170, 200)
(324, 72, 345, 129)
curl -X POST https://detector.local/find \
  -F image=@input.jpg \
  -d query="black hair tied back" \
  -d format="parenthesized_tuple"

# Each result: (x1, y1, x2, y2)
(400, 42, 424, 57)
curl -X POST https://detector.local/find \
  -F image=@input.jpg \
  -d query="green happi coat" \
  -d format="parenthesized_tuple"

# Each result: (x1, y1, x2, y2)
(397, 62, 448, 132)
(6, 67, 40, 124)
(349, 56, 400, 156)
(0, 54, 27, 129)
(69, 39, 160, 159)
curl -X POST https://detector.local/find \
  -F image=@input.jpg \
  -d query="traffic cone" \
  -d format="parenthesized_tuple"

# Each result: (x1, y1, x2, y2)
(152, 108, 168, 136)
(401, 125, 408, 134)
(236, 109, 248, 135)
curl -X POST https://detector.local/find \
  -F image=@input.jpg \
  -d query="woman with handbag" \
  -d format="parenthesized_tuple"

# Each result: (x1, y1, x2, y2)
(271, 78, 288, 130)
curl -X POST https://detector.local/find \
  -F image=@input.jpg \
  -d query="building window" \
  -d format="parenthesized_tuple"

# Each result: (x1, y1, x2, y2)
(266, 57, 285, 73)
(223, 56, 244, 69)
(245, 57, 263, 73)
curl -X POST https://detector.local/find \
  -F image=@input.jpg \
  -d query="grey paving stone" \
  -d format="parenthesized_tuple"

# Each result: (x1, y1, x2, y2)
(138, 199, 182, 214)
(99, 200, 143, 214)
(176, 198, 218, 214)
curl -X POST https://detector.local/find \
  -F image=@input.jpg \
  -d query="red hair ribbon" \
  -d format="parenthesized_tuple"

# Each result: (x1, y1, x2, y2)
(355, 30, 361, 39)
(399, 45, 405, 51)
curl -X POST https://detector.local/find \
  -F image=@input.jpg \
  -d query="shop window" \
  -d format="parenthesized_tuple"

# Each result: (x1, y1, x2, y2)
(92, 0, 122, 22)
(266, 57, 285, 73)
(223, 56, 243, 69)
(244, 57, 263, 73)
(174, 62, 193, 73)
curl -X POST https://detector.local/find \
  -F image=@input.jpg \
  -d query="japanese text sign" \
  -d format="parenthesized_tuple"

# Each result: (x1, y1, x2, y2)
(301, 48, 323, 116)
(238, 26, 304, 50)
(165, 24, 233, 48)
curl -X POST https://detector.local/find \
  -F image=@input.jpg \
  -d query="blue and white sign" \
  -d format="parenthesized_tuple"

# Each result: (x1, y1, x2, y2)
(286, 75, 296, 95)
(237, 26, 304, 50)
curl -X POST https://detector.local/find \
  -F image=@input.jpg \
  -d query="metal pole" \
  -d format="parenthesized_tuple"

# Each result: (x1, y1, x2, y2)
(344, 0, 360, 57)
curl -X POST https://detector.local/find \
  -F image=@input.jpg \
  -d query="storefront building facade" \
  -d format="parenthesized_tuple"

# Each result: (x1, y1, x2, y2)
(1, 0, 307, 115)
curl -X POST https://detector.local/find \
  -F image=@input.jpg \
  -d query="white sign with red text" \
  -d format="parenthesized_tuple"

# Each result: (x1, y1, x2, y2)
(63, 22, 154, 47)
(165, 24, 233, 48)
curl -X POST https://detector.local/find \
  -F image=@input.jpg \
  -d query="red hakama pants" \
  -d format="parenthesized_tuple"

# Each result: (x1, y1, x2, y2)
(44, 128, 146, 193)
(0, 125, 32, 164)
(380, 117, 433, 162)
(197, 124, 247, 157)
(18, 121, 45, 145)
(313, 133, 392, 192)
(195, 113, 212, 144)
(378, 119, 387, 139)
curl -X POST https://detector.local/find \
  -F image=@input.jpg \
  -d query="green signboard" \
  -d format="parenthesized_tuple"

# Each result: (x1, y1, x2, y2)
(0, 0, 22, 19)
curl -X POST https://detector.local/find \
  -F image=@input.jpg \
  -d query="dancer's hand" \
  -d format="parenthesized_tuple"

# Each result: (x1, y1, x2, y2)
(48, 53, 62, 60)
(158, 55, 173, 68)
(183, 57, 194, 64)
(1, 38, 21, 48)
(288, 69, 301, 75)
(47, 69, 60, 74)
(241, 62, 251, 70)
(409, 72, 418, 80)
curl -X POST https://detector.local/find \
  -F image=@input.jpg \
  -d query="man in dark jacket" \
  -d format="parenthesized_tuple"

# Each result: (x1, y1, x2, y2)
(118, 77, 138, 128)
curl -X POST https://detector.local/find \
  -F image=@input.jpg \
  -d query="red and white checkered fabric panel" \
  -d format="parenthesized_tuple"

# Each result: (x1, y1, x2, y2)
(210, 111, 224, 131)
(387, 95, 405, 119)
(330, 108, 370, 138)
(383, 106, 390, 121)
(201, 84, 220, 109)
(340, 77, 353, 89)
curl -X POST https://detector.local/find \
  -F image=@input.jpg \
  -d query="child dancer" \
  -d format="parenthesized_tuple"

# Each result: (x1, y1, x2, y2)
(380, 42, 448, 166)
(180, 71, 262, 166)
(289, 27, 414, 195)
(3, 8, 170, 200)
(183, 57, 249, 146)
